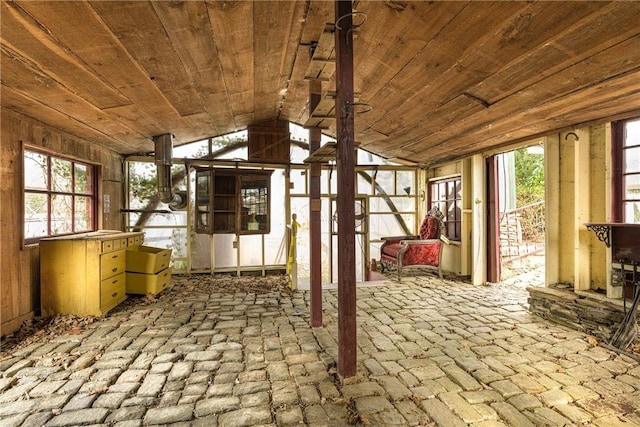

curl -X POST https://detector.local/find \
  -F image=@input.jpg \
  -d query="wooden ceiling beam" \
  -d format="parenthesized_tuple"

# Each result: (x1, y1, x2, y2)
(13, 1, 192, 142)
(90, 1, 205, 118)
(360, 2, 527, 133)
(468, 2, 640, 105)
(1, 2, 130, 110)
(1, 85, 147, 153)
(206, 1, 254, 130)
(412, 74, 640, 165)
(2, 2, 639, 162)
(253, 1, 306, 124)
(397, 34, 640, 152)
(150, 1, 228, 137)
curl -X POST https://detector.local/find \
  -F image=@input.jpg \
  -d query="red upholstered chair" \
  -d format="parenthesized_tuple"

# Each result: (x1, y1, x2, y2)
(380, 207, 448, 281)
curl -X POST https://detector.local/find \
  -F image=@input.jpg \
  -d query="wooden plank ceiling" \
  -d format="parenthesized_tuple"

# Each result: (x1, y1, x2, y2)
(2, 1, 640, 166)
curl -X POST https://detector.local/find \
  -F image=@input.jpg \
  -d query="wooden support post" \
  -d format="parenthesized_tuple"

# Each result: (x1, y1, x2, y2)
(611, 121, 623, 222)
(471, 155, 487, 286)
(486, 155, 501, 283)
(335, 0, 357, 378)
(309, 79, 323, 328)
(545, 135, 560, 287)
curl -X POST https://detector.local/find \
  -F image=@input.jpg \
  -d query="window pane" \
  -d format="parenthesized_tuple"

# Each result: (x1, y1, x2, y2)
(239, 234, 263, 266)
(24, 193, 48, 238)
(625, 174, 640, 200)
(624, 201, 640, 224)
(24, 151, 48, 190)
(24, 151, 96, 242)
(447, 221, 457, 239)
(396, 171, 413, 195)
(369, 213, 415, 240)
(241, 177, 269, 232)
(52, 158, 72, 192)
(624, 147, 640, 173)
(51, 194, 73, 234)
(624, 119, 640, 147)
(447, 202, 460, 221)
(374, 171, 395, 195)
(128, 161, 158, 209)
(290, 169, 307, 195)
(320, 170, 330, 194)
(430, 176, 461, 241)
(75, 163, 93, 194)
(328, 167, 337, 195)
(369, 196, 415, 213)
(74, 196, 92, 231)
(357, 171, 373, 195)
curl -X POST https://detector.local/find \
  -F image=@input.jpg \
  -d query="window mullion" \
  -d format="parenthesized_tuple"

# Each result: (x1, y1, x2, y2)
(47, 156, 52, 237)
(71, 161, 76, 233)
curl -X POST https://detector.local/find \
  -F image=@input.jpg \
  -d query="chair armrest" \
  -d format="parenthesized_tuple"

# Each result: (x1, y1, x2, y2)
(400, 238, 441, 245)
(440, 235, 451, 244)
(381, 235, 419, 241)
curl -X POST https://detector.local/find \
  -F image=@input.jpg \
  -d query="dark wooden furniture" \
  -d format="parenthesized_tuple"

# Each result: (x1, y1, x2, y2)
(586, 222, 640, 298)
(195, 168, 273, 235)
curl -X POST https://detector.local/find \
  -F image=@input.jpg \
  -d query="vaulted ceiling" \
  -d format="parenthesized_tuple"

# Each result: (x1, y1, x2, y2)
(2, 1, 640, 166)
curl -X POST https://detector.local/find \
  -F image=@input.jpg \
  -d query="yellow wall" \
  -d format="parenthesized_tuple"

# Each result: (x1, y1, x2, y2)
(589, 125, 610, 294)
(546, 125, 609, 292)
(425, 159, 477, 278)
(429, 124, 611, 290)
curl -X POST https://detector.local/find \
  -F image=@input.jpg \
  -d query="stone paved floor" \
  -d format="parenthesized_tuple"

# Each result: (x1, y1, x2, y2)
(1, 274, 640, 426)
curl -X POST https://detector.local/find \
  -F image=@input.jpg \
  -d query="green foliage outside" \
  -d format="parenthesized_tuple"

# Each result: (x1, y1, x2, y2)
(512, 146, 545, 242)
(514, 146, 545, 207)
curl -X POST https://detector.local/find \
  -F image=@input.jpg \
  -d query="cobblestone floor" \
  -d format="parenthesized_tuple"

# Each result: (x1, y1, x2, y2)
(1, 273, 640, 426)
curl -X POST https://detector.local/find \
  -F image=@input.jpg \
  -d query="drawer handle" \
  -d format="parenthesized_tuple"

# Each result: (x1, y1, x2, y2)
(112, 268, 118, 273)
(112, 254, 118, 259)
(112, 279, 118, 284)
(112, 292, 118, 298)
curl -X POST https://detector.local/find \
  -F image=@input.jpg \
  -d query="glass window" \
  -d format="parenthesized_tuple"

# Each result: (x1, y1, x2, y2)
(621, 118, 640, 223)
(429, 176, 462, 240)
(24, 149, 97, 244)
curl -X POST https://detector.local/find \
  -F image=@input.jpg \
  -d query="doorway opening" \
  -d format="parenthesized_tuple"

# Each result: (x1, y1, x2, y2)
(496, 145, 546, 287)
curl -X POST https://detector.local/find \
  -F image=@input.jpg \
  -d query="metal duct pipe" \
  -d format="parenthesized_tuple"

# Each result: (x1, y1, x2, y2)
(154, 134, 187, 209)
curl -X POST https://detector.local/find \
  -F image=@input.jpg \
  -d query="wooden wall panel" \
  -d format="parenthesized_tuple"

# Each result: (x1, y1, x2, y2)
(1, 113, 21, 335)
(1, 110, 124, 337)
(248, 120, 291, 164)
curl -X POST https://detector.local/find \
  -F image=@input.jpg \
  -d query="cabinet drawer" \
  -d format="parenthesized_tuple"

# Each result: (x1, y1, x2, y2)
(101, 273, 126, 312)
(126, 267, 172, 295)
(126, 246, 172, 274)
(103, 238, 126, 252)
(128, 235, 143, 247)
(100, 250, 126, 280)
(102, 239, 115, 252)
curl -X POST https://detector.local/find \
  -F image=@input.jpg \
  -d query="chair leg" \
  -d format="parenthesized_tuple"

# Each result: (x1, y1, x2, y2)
(397, 264, 402, 282)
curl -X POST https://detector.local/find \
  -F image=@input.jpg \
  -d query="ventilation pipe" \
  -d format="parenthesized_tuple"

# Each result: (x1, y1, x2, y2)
(154, 134, 187, 210)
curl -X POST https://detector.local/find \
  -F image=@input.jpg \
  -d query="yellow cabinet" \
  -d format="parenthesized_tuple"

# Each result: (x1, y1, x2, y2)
(126, 267, 172, 295)
(40, 231, 144, 317)
(125, 246, 172, 295)
(126, 246, 172, 274)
